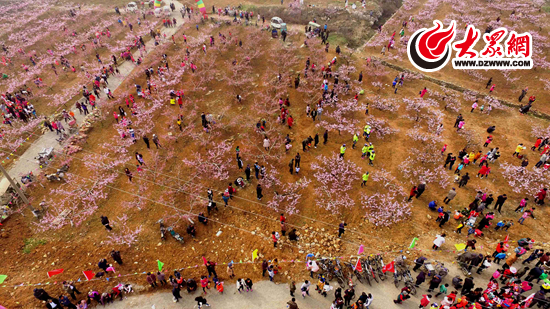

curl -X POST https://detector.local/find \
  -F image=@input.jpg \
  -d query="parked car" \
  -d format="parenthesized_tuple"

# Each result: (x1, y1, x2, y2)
(270, 17, 287, 31)
(127, 2, 138, 12)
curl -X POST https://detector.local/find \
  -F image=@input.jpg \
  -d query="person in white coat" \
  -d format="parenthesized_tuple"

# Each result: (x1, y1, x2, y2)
(433, 234, 446, 250)
(236, 278, 245, 293)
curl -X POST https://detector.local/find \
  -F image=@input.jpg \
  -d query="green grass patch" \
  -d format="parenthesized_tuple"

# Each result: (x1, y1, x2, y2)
(328, 33, 348, 47)
(542, 5, 550, 13)
(241, 4, 258, 11)
(22, 238, 47, 254)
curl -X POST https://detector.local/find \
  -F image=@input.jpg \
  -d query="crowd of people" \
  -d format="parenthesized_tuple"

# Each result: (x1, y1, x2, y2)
(1, 0, 545, 307)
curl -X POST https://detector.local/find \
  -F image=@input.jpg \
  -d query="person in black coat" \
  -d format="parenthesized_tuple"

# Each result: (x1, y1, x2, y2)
(428, 275, 442, 292)
(494, 194, 507, 213)
(525, 267, 543, 282)
(59, 295, 77, 309)
(110, 250, 123, 265)
(101, 216, 112, 231)
(45, 298, 61, 309)
(415, 271, 426, 287)
(416, 182, 426, 198)
(461, 276, 474, 295)
(33, 288, 52, 301)
(256, 184, 263, 200)
(172, 286, 182, 302)
(98, 259, 108, 272)
(459, 173, 470, 188)
(438, 211, 450, 228)
(244, 165, 251, 181)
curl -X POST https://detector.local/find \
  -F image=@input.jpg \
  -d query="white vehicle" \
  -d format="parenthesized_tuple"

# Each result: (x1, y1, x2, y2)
(154, 7, 162, 17)
(270, 17, 287, 31)
(163, 5, 171, 16)
(127, 2, 138, 12)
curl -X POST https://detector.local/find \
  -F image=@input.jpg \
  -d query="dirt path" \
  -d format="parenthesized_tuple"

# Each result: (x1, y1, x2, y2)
(105, 262, 500, 309)
(2, 2, 188, 183)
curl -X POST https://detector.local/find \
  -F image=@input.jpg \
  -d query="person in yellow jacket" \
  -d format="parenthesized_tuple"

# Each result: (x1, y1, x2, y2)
(361, 144, 368, 159)
(369, 150, 375, 166)
(366, 143, 374, 157)
(468, 151, 475, 162)
(363, 124, 371, 141)
(340, 144, 346, 158)
(352, 133, 359, 149)
(513, 143, 526, 157)
(361, 171, 369, 187)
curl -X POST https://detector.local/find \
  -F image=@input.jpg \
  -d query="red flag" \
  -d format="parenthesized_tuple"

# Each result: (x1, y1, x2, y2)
(82, 271, 95, 281)
(504, 235, 509, 243)
(47, 269, 64, 278)
(202, 256, 208, 265)
(354, 259, 363, 273)
(382, 261, 395, 273)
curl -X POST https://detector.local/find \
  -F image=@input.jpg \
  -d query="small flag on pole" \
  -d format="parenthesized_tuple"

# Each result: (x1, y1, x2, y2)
(252, 249, 259, 262)
(454, 243, 466, 251)
(382, 261, 395, 273)
(0, 275, 7, 284)
(82, 271, 95, 281)
(409, 237, 419, 249)
(357, 245, 364, 255)
(354, 259, 363, 273)
(47, 269, 64, 278)
(157, 260, 164, 272)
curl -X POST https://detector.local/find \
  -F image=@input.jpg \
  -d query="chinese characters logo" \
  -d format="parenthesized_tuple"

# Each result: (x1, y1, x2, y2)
(407, 20, 533, 72)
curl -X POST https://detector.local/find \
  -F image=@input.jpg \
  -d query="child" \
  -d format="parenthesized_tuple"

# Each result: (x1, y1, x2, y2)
(435, 283, 448, 297)
(494, 252, 506, 264)
(295, 166, 300, 174)
(267, 266, 275, 282)
(455, 221, 465, 234)
(503, 221, 513, 231)
(215, 279, 224, 294)
(518, 209, 535, 225)
(236, 278, 245, 293)
(454, 163, 464, 175)
(494, 220, 505, 231)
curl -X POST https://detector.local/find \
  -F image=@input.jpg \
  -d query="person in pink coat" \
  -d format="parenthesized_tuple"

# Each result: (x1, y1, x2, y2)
(420, 87, 427, 98)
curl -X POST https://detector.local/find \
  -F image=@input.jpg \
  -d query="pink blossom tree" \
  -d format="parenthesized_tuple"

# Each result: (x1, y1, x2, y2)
(311, 154, 359, 212)
(181, 140, 232, 181)
(361, 192, 411, 226)
(106, 214, 143, 247)
(267, 178, 311, 215)
(499, 162, 549, 196)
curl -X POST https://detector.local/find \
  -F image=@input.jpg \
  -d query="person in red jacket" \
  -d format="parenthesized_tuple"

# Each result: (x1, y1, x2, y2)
(477, 165, 490, 178)
(535, 188, 547, 205)
(272, 231, 278, 247)
(532, 137, 543, 151)
(227, 183, 236, 199)
(492, 242, 506, 258)
(419, 294, 432, 308)
(287, 115, 294, 129)
(408, 186, 417, 202)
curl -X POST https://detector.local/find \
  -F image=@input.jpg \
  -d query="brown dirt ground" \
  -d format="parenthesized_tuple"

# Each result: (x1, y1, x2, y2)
(1, 2, 550, 308)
